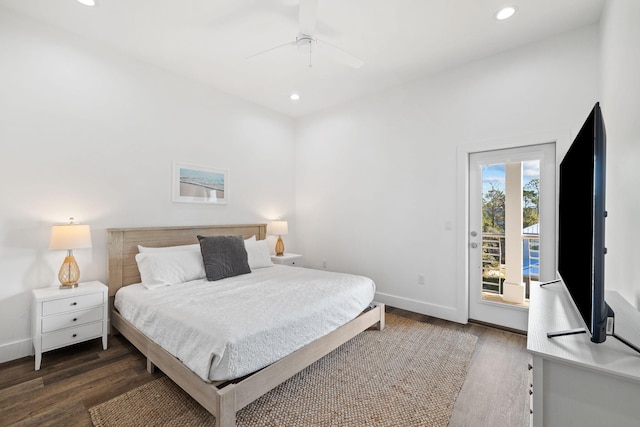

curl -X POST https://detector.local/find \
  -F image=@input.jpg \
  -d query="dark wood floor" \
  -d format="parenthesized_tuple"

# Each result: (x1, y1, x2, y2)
(0, 307, 530, 427)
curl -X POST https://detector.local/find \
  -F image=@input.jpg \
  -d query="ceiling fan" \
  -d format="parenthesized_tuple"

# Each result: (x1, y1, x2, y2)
(246, 0, 364, 69)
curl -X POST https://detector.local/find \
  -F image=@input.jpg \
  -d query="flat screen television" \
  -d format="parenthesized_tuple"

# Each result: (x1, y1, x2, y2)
(557, 102, 613, 343)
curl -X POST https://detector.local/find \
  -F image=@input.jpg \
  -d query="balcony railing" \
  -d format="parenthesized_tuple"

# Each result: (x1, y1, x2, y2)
(481, 233, 539, 298)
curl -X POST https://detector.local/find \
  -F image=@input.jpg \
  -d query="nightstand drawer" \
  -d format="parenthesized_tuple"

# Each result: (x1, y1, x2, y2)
(42, 306, 104, 333)
(41, 321, 103, 351)
(271, 254, 304, 267)
(42, 292, 103, 316)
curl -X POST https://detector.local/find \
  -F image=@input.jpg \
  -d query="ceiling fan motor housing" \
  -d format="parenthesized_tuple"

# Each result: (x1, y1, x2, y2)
(296, 34, 314, 55)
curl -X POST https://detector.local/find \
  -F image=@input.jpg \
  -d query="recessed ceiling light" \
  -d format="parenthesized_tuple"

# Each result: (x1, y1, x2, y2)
(495, 6, 517, 21)
(77, 0, 96, 6)
(290, 93, 300, 101)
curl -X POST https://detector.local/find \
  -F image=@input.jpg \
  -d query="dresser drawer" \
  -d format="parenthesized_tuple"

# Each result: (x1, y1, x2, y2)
(42, 292, 103, 316)
(42, 306, 103, 333)
(41, 321, 103, 351)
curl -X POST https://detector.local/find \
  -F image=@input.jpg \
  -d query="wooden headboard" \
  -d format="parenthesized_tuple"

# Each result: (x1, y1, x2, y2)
(106, 224, 267, 297)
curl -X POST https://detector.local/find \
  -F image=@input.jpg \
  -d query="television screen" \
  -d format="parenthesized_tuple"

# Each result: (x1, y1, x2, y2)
(557, 102, 611, 343)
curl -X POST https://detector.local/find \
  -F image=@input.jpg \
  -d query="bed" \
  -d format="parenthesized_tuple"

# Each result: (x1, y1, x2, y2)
(107, 224, 385, 427)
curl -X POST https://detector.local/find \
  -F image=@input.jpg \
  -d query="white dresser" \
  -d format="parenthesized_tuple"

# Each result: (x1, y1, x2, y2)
(527, 281, 640, 426)
(32, 280, 108, 370)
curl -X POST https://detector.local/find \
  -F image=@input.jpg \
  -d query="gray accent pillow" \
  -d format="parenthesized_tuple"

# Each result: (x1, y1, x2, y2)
(197, 235, 251, 281)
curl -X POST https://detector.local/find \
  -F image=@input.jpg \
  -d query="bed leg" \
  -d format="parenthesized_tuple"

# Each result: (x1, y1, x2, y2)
(216, 411, 236, 427)
(377, 303, 386, 331)
(216, 385, 237, 427)
(146, 358, 156, 374)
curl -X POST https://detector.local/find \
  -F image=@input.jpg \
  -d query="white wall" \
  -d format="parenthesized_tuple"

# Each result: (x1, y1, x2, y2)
(600, 0, 640, 308)
(296, 26, 600, 323)
(0, 9, 296, 362)
(4, 3, 638, 365)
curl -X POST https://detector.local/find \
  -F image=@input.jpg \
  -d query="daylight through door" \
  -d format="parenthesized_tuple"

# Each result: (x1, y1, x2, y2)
(468, 143, 555, 331)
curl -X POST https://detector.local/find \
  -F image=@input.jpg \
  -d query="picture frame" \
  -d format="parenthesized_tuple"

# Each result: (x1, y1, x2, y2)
(172, 162, 228, 204)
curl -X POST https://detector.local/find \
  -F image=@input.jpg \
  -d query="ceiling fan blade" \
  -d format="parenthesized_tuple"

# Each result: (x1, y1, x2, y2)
(299, 0, 319, 36)
(316, 38, 364, 69)
(245, 41, 296, 60)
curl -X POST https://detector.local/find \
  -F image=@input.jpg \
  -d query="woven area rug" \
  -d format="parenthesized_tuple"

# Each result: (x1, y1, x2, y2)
(89, 314, 477, 427)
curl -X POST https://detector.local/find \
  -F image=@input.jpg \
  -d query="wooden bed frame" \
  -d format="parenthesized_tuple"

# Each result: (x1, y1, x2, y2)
(107, 224, 385, 427)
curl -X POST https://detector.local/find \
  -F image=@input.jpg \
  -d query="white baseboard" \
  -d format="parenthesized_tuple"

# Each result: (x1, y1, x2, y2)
(375, 292, 466, 324)
(0, 338, 33, 364)
(0, 320, 114, 365)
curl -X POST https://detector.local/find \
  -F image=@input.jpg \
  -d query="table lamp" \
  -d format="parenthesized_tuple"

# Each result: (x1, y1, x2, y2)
(269, 220, 288, 256)
(49, 218, 92, 289)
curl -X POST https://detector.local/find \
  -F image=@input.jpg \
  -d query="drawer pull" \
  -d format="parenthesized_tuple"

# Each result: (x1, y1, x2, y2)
(72, 334, 77, 338)
(73, 318, 78, 322)
(71, 302, 78, 306)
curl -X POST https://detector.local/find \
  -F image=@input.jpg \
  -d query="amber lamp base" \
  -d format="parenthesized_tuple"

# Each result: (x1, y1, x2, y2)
(58, 253, 80, 289)
(275, 236, 285, 256)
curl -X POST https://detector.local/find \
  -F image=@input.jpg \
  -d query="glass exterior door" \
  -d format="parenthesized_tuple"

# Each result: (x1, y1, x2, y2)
(469, 143, 555, 331)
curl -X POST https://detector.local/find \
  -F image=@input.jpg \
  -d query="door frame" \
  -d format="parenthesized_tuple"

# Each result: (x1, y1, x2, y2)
(455, 131, 570, 325)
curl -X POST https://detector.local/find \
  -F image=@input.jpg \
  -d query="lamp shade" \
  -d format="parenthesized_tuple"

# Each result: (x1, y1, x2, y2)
(269, 220, 288, 236)
(49, 224, 92, 250)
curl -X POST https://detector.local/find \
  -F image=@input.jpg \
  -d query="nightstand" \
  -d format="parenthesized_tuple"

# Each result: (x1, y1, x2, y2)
(271, 253, 304, 267)
(32, 280, 108, 370)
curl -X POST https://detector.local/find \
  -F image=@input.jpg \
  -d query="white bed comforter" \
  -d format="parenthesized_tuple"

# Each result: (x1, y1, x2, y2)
(114, 265, 375, 381)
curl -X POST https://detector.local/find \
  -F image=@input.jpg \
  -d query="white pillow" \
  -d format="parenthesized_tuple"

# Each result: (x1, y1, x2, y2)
(244, 239, 273, 269)
(138, 244, 200, 253)
(135, 251, 206, 290)
(245, 235, 256, 242)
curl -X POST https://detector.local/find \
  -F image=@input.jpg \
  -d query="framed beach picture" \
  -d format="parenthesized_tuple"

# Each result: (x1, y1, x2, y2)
(172, 162, 228, 204)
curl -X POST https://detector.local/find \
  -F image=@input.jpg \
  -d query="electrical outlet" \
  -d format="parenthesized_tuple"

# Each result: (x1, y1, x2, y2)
(418, 274, 425, 285)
